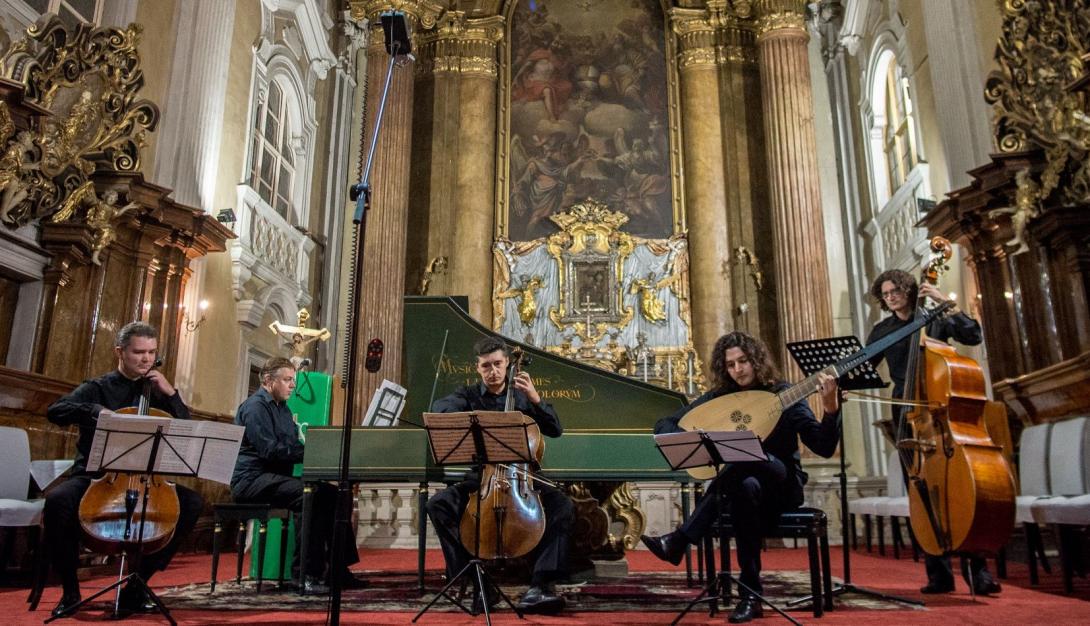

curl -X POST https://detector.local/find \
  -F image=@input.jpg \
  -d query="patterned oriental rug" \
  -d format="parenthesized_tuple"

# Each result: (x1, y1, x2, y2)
(154, 569, 917, 613)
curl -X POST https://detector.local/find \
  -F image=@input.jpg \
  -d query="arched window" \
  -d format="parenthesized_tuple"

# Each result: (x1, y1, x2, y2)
(24, 0, 102, 26)
(866, 48, 923, 207)
(249, 81, 296, 222)
(881, 59, 919, 193)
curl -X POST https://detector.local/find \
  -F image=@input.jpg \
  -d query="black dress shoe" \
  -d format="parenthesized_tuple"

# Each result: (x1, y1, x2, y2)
(640, 531, 687, 566)
(301, 576, 330, 595)
(728, 595, 763, 623)
(920, 580, 955, 594)
(470, 584, 500, 615)
(517, 584, 565, 615)
(972, 578, 1001, 595)
(51, 591, 81, 619)
(335, 570, 370, 590)
(117, 586, 156, 615)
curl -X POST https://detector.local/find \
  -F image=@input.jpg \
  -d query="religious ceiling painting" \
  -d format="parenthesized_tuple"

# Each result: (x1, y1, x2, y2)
(504, 0, 673, 241)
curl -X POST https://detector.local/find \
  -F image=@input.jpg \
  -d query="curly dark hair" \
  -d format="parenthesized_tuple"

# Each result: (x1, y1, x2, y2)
(709, 331, 781, 392)
(473, 336, 509, 358)
(869, 269, 918, 312)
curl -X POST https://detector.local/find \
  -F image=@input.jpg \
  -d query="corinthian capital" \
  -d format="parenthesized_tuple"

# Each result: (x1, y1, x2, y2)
(753, 0, 808, 35)
(348, 0, 444, 30)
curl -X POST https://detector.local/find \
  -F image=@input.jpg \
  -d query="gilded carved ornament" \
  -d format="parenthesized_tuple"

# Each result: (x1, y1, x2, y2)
(0, 16, 158, 229)
(545, 200, 635, 337)
(753, 0, 808, 35)
(984, 0, 1090, 208)
(348, 0, 444, 29)
(49, 182, 137, 266)
(419, 12, 504, 77)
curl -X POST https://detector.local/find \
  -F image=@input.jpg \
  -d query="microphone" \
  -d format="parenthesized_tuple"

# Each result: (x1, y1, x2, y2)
(380, 11, 412, 56)
(365, 338, 384, 373)
(298, 358, 312, 370)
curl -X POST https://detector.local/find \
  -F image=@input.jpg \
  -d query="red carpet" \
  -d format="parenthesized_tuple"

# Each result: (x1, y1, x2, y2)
(3, 546, 1089, 624)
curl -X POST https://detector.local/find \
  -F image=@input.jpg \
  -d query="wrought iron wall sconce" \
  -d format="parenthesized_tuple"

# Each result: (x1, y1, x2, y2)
(183, 300, 209, 333)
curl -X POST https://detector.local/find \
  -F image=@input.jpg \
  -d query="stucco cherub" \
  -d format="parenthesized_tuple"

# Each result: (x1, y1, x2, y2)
(988, 168, 1040, 256)
(630, 271, 667, 323)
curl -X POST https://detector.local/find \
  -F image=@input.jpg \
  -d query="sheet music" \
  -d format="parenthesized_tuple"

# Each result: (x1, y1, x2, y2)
(87, 413, 244, 485)
(423, 411, 532, 465)
(654, 430, 767, 470)
(362, 379, 407, 427)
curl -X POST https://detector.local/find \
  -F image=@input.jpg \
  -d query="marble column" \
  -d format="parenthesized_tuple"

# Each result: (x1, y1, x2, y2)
(349, 2, 440, 412)
(671, 10, 731, 366)
(450, 17, 503, 323)
(755, 0, 833, 375)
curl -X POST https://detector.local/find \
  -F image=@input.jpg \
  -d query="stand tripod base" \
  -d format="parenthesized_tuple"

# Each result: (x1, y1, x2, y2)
(45, 572, 175, 625)
(412, 559, 523, 625)
(786, 581, 923, 609)
(672, 572, 801, 626)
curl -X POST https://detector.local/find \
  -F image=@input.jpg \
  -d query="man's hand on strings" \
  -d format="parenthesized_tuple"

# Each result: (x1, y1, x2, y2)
(145, 369, 177, 397)
(816, 372, 840, 415)
(512, 371, 541, 405)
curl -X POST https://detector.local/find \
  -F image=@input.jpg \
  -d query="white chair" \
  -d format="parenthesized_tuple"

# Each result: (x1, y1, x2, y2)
(847, 449, 896, 553)
(1031, 416, 1090, 592)
(1012, 422, 1053, 583)
(0, 426, 44, 599)
(875, 451, 912, 559)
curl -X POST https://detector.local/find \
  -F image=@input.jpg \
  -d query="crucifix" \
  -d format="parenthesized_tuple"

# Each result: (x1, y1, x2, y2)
(269, 308, 331, 369)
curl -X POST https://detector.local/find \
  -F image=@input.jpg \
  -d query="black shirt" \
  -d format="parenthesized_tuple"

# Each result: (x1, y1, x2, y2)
(47, 369, 191, 475)
(432, 383, 562, 479)
(231, 387, 304, 494)
(654, 383, 841, 499)
(432, 383, 562, 438)
(866, 311, 982, 397)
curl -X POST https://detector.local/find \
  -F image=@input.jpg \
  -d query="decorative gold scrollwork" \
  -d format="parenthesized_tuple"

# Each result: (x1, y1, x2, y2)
(0, 16, 159, 228)
(985, 0, 1090, 208)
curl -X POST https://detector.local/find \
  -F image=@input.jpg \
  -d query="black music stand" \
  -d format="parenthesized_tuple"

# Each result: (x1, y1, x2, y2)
(413, 411, 533, 625)
(47, 418, 202, 625)
(784, 336, 922, 609)
(654, 430, 801, 626)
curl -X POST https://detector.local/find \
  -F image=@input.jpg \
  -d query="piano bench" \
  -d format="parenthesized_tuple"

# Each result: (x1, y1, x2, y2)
(712, 507, 833, 617)
(210, 503, 292, 594)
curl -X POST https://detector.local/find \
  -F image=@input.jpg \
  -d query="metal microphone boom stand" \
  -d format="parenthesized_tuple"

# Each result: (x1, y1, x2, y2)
(327, 11, 412, 625)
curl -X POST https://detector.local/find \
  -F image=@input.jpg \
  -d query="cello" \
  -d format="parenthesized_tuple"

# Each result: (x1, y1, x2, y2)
(897, 237, 1016, 556)
(77, 360, 181, 556)
(459, 347, 549, 560)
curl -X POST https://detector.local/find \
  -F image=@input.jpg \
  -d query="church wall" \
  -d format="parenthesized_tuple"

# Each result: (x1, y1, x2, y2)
(132, 0, 178, 179)
(189, 0, 264, 415)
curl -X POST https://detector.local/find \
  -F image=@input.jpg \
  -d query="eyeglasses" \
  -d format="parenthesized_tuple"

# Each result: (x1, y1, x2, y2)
(880, 288, 905, 300)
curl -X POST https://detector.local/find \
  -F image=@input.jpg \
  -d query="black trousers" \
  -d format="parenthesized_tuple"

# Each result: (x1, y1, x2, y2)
(426, 479, 574, 586)
(926, 553, 994, 587)
(680, 455, 798, 595)
(43, 475, 203, 594)
(232, 473, 358, 579)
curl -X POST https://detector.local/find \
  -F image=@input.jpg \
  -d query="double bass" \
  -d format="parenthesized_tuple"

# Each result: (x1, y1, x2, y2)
(459, 347, 548, 559)
(897, 237, 1016, 556)
(77, 361, 181, 555)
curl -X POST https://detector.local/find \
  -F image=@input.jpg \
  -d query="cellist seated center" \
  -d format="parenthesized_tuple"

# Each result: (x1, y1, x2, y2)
(425, 336, 574, 615)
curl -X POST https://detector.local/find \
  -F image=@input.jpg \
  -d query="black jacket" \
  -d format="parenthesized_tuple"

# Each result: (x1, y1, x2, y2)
(654, 382, 840, 500)
(47, 370, 190, 475)
(231, 387, 304, 494)
(866, 311, 982, 397)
